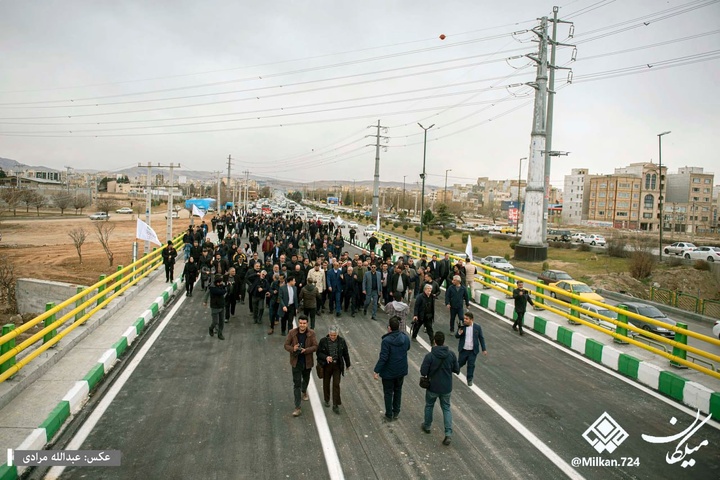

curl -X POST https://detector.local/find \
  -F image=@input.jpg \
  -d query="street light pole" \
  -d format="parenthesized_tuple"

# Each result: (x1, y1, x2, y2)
(444, 169, 452, 205)
(402, 175, 406, 213)
(658, 130, 671, 262)
(418, 123, 435, 247)
(517, 157, 526, 237)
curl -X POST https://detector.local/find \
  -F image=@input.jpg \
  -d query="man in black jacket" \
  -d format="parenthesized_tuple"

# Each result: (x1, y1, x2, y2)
(161, 241, 177, 283)
(316, 326, 351, 414)
(380, 239, 394, 261)
(250, 270, 270, 325)
(203, 275, 227, 340)
(420, 332, 460, 446)
(512, 281, 534, 335)
(412, 284, 436, 345)
(223, 267, 240, 322)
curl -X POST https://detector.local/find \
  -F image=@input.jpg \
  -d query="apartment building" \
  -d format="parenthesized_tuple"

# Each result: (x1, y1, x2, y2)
(562, 168, 589, 225)
(665, 167, 715, 234)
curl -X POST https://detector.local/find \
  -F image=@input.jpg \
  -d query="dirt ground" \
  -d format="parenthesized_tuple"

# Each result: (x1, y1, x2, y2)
(590, 267, 720, 301)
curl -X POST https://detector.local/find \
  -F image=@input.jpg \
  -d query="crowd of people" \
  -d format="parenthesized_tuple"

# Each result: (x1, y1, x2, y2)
(168, 208, 520, 445)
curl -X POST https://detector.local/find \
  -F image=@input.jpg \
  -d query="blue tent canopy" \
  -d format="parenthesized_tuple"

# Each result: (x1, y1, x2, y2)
(184, 198, 216, 210)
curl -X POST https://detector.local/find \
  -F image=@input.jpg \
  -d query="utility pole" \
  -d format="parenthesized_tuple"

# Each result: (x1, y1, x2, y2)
(226, 154, 232, 209)
(516, 16, 550, 261)
(542, 6, 575, 242)
(368, 119, 388, 218)
(165, 163, 180, 242)
(138, 163, 154, 254)
(243, 170, 250, 212)
(658, 130, 671, 262)
(444, 169, 452, 205)
(418, 122, 434, 247)
(516, 157, 526, 237)
(402, 175, 406, 212)
(64, 166, 72, 192)
(214, 171, 222, 215)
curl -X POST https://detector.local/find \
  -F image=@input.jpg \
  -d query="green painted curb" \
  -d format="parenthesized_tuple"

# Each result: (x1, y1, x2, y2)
(658, 371, 686, 402)
(39, 400, 70, 439)
(113, 337, 128, 357)
(557, 326, 573, 348)
(585, 338, 604, 363)
(495, 299, 506, 316)
(710, 393, 720, 421)
(83, 364, 105, 390)
(618, 354, 640, 379)
(150, 303, 159, 317)
(0, 464, 17, 480)
(534, 317, 547, 335)
(134, 318, 145, 335)
(480, 293, 489, 308)
(162, 291, 170, 302)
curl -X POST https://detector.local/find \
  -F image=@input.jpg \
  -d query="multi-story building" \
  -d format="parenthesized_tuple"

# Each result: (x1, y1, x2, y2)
(665, 167, 714, 234)
(562, 168, 589, 225)
(586, 173, 642, 229)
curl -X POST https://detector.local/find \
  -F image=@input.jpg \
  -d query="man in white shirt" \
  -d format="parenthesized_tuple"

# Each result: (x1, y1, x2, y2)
(455, 312, 487, 387)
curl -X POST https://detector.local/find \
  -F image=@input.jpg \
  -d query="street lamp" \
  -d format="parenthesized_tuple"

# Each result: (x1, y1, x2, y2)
(418, 123, 435, 247)
(444, 169, 452, 206)
(658, 130, 671, 262)
(516, 157, 526, 237)
(402, 175, 407, 213)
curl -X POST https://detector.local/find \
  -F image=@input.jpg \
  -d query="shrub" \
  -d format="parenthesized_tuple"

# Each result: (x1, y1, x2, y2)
(668, 257, 683, 267)
(504, 253, 510, 261)
(549, 241, 572, 249)
(414, 226, 421, 233)
(473, 246, 479, 253)
(402, 224, 408, 231)
(542, 261, 549, 271)
(461, 233, 468, 243)
(449, 243, 454, 248)
(509, 241, 518, 250)
(442, 230, 451, 239)
(393, 221, 401, 228)
(482, 238, 489, 243)
(693, 260, 711, 271)
(606, 236, 628, 258)
(628, 251, 655, 279)
(578, 243, 591, 252)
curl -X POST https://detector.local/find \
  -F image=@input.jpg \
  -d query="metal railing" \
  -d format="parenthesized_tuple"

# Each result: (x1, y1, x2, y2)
(651, 286, 720, 320)
(355, 230, 720, 380)
(0, 236, 183, 383)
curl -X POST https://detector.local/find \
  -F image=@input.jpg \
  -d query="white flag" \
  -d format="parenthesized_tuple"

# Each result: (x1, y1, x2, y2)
(376, 214, 381, 232)
(465, 234, 473, 262)
(136, 218, 162, 246)
(192, 204, 205, 219)
(335, 215, 344, 225)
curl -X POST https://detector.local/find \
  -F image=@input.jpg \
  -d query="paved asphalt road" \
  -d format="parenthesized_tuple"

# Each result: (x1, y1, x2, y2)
(46, 240, 719, 480)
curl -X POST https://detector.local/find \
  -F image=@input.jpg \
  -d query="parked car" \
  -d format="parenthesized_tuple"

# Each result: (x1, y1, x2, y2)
(582, 234, 606, 246)
(685, 246, 720, 262)
(474, 224, 492, 232)
(479, 255, 514, 272)
(347, 222, 359, 229)
(500, 226, 516, 234)
(580, 302, 618, 331)
(364, 225, 378, 237)
(663, 242, 696, 256)
(618, 302, 677, 338)
(538, 270, 572, 285)
(165, 211, 179, 219)
(713, 320, 720, 340)
(115, 207, 133, 214)
(547, 229, 571, 242)
(549, 280, 605, 304)
(89, 212, 110, 221)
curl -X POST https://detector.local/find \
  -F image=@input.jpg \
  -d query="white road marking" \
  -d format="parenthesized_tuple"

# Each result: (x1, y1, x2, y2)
(414, 334, 586, 480)
(45, 294, 188, 480)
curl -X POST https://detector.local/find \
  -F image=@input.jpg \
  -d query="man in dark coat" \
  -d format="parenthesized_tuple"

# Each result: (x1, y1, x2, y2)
(284, 315, 318, 418)
(455, 312, 487, 387)
(161, 241, 177, 283)
(373, 317, 411, 422)
(512, 280, 534, 335)
(203, 275, 227, 340)
(420, 331, 460, 446)
(380, 239, 394, 262)
(316, 326, 351, 414)
(412, 284, 436, 345)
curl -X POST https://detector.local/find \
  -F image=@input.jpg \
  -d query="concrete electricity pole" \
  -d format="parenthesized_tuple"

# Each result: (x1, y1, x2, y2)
(243, 170, 250, 212)
(226, 154, 232, 208)
(368, 120, 388, 218)
(138, 163, 154, 254)
(516, 16, 550, 262)
(64, 166, 72, 192)
(166, 163, 180, 242)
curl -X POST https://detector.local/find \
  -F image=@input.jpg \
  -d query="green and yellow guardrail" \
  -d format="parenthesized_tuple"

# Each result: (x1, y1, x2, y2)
(353, 230, 720, 380)
(0, 235, 183, 383)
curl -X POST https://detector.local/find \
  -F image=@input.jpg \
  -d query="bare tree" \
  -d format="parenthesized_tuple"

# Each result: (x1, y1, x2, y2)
(0, 255, 17, 313)
(0, 188, 22, 217)
(52, 191, 73, 215)
(68, 227, 88, 264)
(28, 191, 46, 217)
(19, 189, 33, 213)
(73, 194, 91, 215)
(94, 222, 115, 266)
(95, 197, 117, 216)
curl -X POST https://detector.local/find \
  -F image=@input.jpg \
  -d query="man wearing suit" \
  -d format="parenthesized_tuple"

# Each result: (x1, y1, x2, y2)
(427, 254, 439, 281)
(362, 264, 383, 320)
(455, 312, 487, 387)
(438, 253, 451, 288)
(326, 261, 344, 317)
(279, 277, 299, 335)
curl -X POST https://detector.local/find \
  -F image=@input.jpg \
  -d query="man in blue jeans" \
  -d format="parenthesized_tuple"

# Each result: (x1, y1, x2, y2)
(455, 312, 487, 387)
(373, 317, 411, 421)
(420, 331, 460, 446)
(362, 264, 382, 320)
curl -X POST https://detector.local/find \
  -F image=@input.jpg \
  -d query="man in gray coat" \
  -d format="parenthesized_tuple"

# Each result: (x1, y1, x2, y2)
(362, 264, 383, 320)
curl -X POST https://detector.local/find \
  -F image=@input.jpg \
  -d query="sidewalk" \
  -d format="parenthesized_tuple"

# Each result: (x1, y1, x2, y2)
(0, 257, 186, 473)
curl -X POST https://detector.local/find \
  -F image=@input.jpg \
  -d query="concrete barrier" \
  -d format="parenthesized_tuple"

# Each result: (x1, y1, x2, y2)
(16, 278, 85, 319)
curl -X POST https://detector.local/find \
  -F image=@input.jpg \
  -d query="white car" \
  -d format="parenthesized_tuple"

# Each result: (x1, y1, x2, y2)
(115, 207, 133, 214)
(571, 232, 587, 242)
(685, 246, 720, 262)
(713, 320, 719, 340)
(89, 212, 110, 220)
(165, 211, 179, 219)
(580, 303, 618, 332)
(347, 222, 359, 229)
(480, 255, 514, 272)
(664, 242, 696, 256)
(581, 234, 606, 246)
(364, 225, 378, 237)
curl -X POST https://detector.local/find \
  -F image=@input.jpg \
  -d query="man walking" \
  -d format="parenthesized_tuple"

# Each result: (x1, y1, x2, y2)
(203, 275, 227, 340)
(279, 276, 298, 336)
(284, 315, 318, 417)
(316, 326, 351, 414)
(420, 332, 460, 446)
(373, 317, 411, 422)
(412, 284, 436, 345)
(326, 261, 344, 317)
(455, 312, 487, 387)
(362, 264, 382, 320)
(445, 275, 469, 333)
(512, 280, 534, 335)
(162, 240, 177, 283)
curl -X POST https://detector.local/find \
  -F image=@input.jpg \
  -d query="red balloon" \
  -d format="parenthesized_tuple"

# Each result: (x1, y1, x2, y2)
(439, 34, 446, 40)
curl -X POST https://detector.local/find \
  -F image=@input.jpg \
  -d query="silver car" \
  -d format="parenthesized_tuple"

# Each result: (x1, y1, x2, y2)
(580, 303, 618, 332)
(663, 242, 696, 256)
(480, 255, 514, 272)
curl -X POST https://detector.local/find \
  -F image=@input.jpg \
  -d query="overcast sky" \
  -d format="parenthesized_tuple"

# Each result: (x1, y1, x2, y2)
(1, 0, 718, 189)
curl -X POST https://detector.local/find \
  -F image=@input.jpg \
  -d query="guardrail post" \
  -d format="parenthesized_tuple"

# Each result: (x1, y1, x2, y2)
(115, 266, 124, 294)
(0, 324, 16, 377)
(97, 274, 107, 307)
(75, 286, 85, 323)
(534, 281, 545, 309)
(614, 305, 629, 344)
(670, 322, 688, 369)
(43, 302, 57, 346)
(569, 297, 581, 325)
